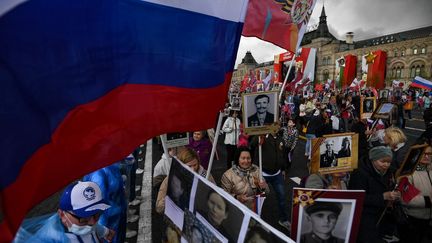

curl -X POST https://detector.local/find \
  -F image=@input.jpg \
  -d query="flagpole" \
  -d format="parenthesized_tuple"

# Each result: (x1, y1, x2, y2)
(278, 53, 297, 102)
(258, 136, 263, 180)
(160, 135, 169, 159)
(206, 111, 223, 180)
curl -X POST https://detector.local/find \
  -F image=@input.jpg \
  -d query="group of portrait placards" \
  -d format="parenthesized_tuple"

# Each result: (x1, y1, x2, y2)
(161, 86, 430, 242)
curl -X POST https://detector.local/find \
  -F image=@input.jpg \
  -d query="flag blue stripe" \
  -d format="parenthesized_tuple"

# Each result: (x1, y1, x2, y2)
(0, 0, 243, 189)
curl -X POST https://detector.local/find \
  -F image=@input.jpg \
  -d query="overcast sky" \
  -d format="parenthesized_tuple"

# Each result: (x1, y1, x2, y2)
(235, 0, 432, 67)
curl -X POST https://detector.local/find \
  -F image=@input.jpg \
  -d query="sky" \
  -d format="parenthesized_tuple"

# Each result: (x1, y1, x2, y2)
(234, 0, 432, 68)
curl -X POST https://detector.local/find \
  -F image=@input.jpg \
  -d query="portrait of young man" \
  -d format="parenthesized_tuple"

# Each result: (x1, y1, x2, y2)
(300, 202, 345, 243)
(247, 94, 275, 127)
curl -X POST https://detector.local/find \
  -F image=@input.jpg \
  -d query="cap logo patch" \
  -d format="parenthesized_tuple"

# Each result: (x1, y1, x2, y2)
(83, 186, 96, 201)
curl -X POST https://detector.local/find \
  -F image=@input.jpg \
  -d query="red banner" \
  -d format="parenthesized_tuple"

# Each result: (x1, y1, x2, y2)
(343, 54, 357, 88)
(367, 50, 387, 89)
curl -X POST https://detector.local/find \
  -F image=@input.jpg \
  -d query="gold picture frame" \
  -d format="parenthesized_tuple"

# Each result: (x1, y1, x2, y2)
(310, 133, 359, 174)
(242, 91, 279, 135)
(360, 96, 376, 119)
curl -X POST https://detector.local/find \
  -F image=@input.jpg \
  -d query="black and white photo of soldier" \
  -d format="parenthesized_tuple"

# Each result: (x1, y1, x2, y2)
(300, 202, 346, 243)
(320, 140, 338, 168)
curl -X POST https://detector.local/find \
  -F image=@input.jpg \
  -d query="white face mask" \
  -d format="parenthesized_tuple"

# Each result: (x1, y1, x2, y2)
(65, 213, 95, 236)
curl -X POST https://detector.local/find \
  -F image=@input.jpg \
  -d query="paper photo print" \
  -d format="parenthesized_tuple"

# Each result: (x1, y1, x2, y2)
(161, 132, 190, 148)
(182, 211, 222, 243)
(242, 217, 287, 243)
(193, 181, 244, 243)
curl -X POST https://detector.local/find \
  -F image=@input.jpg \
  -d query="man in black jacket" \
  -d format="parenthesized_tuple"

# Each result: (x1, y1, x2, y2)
(250, 131, 290, 230)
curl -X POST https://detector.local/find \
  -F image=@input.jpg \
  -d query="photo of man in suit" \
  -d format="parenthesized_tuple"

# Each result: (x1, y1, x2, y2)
(248, 94, 275, 127)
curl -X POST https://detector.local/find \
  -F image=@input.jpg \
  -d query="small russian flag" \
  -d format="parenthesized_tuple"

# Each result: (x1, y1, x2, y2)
(411, 76, 432, 90)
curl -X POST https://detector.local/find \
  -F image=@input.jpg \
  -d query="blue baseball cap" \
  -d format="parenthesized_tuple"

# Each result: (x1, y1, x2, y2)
(59, 181, 110, 218)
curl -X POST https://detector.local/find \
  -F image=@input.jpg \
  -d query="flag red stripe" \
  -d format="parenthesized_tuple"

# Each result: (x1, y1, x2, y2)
(0, 77, 230, 241)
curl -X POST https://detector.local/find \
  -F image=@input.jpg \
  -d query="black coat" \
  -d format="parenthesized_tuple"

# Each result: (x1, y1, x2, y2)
(349, 159, 396, 242)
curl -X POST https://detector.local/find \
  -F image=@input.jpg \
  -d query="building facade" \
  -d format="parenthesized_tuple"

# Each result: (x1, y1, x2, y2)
(232, 6, 432, 89)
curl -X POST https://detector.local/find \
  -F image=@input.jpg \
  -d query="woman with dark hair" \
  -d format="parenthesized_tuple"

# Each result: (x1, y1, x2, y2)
(221, 147, 268, 210)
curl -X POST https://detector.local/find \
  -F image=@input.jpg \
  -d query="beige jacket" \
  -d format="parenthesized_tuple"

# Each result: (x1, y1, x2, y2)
(156, 166, 214, 214)
(221, 164, 268, 210)
(402, 169, 432, 220)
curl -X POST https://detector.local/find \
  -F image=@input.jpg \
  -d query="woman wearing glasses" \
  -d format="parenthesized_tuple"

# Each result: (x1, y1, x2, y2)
(399, 145, 432, 242)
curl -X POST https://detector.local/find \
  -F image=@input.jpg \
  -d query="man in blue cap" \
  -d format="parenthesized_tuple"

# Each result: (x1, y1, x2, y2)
(27, 181, 115, 242)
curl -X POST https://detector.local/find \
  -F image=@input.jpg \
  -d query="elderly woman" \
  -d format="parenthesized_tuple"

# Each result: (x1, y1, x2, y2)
(221, 147, 268, 210)
(156, 148, 214, 214)
(188, 130, 212, 170)
(383, 126, 409, 170)
(399, 145, 432, 242)
(349, 146, 401, 243)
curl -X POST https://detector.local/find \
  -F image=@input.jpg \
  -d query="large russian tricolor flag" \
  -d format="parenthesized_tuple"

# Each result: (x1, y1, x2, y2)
(0, 0, 248, 240)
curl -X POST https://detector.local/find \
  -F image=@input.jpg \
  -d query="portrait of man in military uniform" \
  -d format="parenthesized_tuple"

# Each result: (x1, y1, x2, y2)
(300, 202, 345, 243)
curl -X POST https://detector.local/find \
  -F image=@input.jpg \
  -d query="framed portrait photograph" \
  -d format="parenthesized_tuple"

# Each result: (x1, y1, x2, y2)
(311, 133, 359, 174)
(397, 144, 429, 177)
(242, 91, 279, 135)
(360, 96, 376, 119)
(291, 188, 366, 243)
(379, 89, 389, 99)
(161, 132, 189, 148)
(231, 96, 242, 111)
(272, 82, 282, 91)
(193, 180, 244, 243)
(256, 83, 264, 92)
(372, 102, 395, 120)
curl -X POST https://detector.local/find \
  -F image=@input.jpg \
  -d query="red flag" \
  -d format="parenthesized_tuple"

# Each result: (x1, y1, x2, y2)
(398, 177, 421, 203)
(366, 50, 387, 89)
(371, 87, 378, 98)
(344, 55, 357, 88)
(243, 0, 317, 53)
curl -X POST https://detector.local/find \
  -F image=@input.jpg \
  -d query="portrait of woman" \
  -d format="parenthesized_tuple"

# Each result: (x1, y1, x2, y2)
(194, 181, 244, 243)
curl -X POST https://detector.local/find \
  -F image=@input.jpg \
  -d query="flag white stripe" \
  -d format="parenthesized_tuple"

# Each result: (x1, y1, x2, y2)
(0, 0, 29, 17)
(141, 0, 249, 22)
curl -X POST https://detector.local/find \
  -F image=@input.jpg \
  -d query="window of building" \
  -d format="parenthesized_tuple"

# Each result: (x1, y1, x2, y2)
(411, 67, 416, 78)
(401, 50, 405, 56)
(323, 70, 329, 80)
(413, 48, 418, 55)
(396, 68, 402, 78)
(421, 47, 426, 54)
(394, 50, 398, 57)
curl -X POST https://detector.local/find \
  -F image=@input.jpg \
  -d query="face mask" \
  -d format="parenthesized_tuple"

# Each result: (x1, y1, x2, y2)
(65, 213, 95, 236)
